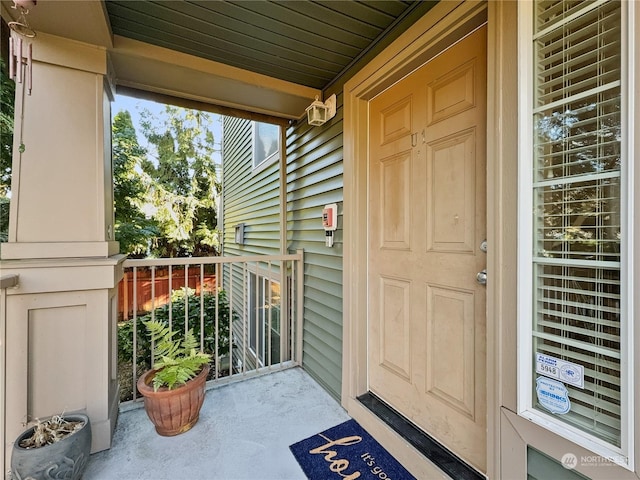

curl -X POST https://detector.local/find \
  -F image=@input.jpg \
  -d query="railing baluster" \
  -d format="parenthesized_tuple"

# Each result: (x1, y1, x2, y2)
(254, 266, 260, 369)
(214, 262, 219, 380)
(280, 259, 289, 364)
(242, 262, 247, 375)
(200, 263, 205, 354)
(228, 263, 234, 378)
(132, 267, 138, 401)
(290, 259, 295, 364)
(296, 250, 304, 364)
(150, 266, 156, 367)
(118, 253, 303, 406)
(168, 265, 173, 331)
(150, 266, 156, 320)
(267, 261, 272, 369)
(184, 265, 189, 337)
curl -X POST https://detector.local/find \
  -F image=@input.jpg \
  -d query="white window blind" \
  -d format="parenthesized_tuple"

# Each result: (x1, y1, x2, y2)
(531, 0, 623, 447)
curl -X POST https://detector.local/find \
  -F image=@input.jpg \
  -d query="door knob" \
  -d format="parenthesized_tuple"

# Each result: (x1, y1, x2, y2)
(476, 269, 487, 285)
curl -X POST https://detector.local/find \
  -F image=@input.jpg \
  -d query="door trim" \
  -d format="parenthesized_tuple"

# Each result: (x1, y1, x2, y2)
(342, 0, 499, 477)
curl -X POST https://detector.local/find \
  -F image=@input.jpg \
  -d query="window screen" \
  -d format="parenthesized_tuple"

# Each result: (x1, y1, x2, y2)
(531, 0, 622, 446)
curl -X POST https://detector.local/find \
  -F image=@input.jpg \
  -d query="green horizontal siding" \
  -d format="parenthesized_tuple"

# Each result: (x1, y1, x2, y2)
(222, 105, 344, 399)
(222, 117, 281, 256)
(527, 447, 589, 480)
(285, 91, 344, 399)
(222, 117, 277, 369)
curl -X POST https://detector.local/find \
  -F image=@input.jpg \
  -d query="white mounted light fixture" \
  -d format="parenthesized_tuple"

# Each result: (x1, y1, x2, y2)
(305, 94, 336, 126)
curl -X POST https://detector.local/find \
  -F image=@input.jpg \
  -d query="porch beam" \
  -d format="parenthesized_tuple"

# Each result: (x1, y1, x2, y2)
(110, 36, 320, 120)
(116, 86, 290, 128)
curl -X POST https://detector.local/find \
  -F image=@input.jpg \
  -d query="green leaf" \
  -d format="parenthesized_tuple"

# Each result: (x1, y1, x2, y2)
(143, 318, 211, 391)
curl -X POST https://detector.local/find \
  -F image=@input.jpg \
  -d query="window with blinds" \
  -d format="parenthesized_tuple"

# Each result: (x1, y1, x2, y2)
(531, 0, 623, 447)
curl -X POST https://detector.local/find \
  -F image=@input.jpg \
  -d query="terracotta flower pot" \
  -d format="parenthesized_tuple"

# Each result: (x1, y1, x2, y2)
(11, 413, 91, 480)
(137, 364, 210, 436)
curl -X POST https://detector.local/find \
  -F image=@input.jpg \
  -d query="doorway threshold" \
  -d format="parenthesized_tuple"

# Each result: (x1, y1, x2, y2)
(357, 392, 485, 480)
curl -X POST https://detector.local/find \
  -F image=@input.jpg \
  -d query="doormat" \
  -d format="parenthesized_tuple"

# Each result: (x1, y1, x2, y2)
(289, 419, 416, 480)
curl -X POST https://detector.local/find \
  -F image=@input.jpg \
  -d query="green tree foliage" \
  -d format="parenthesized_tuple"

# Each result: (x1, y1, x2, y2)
(112, 110, 158, 256)
(139, 106, 220, 257)
(0, 58, 15, 242)
(535, 104, 621, 260)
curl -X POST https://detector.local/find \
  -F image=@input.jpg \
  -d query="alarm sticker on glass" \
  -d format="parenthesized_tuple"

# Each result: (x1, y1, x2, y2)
(536, 376, 571, 414)
(535, 353, 584, 389)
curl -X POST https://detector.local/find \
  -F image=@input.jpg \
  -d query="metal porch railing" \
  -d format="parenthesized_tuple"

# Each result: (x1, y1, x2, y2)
(117, 252, 304, 407)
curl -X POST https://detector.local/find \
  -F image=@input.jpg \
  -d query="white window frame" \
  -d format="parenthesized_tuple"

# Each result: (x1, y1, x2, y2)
(251, 121, 281, 173)
(516, 0, 635, 470)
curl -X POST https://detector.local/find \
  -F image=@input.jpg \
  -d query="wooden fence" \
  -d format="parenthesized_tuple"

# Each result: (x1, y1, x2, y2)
(118, 266, 217, 320)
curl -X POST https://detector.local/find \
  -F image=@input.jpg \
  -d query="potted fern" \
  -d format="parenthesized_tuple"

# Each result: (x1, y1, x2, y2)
(137, 320, 211, 436)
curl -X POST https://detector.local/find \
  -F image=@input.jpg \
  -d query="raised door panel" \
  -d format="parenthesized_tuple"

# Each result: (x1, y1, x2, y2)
(379, 96, 413, 145)
(425, 284, 476, 419)
(379, 276, 412, 381)
(427, 129, 476, 253)
(380, 152, 412, 250)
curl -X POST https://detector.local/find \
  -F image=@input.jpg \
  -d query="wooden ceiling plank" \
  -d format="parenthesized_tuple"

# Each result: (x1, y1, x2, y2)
(357, 0, 414, 18)
(175, 1, 353, 65)
(230, 0, 371, 49)
(109, 18, 332, 89)
(189, 0, 363, 57)
(277, 1, 384, 39)
(107, 2, 343, 76)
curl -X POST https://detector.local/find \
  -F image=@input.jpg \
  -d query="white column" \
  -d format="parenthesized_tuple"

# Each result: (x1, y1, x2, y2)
(1, 32, 122, 458)
(2, 32, 118, 259)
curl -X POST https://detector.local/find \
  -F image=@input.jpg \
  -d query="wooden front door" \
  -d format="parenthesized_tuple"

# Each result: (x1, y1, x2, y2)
(368, 26, 487, 473)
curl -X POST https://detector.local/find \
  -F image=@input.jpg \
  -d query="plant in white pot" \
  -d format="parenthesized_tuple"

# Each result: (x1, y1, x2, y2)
(137, 320, 211, 436)
(11, 413, 91, 480)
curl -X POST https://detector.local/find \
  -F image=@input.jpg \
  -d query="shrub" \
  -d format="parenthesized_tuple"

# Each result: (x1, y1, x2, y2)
(118, 288, 234, 372)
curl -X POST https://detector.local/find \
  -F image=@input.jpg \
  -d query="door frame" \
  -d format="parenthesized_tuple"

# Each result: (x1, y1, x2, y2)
(342, 1, 515, 477)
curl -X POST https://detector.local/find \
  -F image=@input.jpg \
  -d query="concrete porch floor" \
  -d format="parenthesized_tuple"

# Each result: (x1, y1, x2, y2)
(85, 367, 350, 480)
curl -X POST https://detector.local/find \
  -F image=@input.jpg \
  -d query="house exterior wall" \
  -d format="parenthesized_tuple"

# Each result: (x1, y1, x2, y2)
(221, 113, 344, 398)
(222, 117, 282, 257)
(221, 116, 282, 372)
(284, 108, 344, 399)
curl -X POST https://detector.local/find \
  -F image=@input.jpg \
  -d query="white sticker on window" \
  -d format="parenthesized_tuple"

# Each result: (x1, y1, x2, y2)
(535, 353, 584, 389)
(536, 376, 571, 415)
